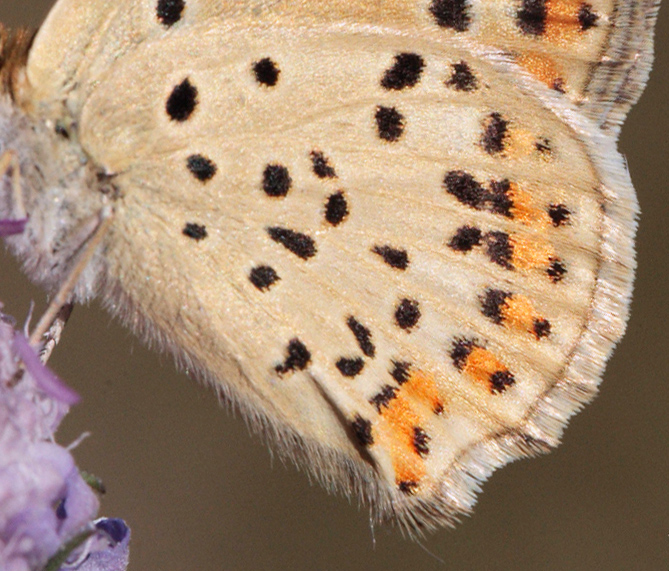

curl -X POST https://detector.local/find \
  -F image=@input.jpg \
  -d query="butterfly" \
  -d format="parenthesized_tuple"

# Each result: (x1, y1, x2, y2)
(0, 0, 659, 533)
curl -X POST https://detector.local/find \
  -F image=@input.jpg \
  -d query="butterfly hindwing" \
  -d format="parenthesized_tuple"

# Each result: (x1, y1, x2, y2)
(12, 0, 651, 529)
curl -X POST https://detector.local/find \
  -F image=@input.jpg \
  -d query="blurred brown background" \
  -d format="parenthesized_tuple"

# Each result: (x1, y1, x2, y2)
(1, 2, 667, 570)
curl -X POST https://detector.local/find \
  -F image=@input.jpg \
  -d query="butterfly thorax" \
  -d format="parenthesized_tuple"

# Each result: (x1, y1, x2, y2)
(0, 30, 107, 298)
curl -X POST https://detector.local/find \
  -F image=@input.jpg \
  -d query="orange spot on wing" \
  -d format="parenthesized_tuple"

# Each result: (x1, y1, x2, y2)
(509, 234, 555, 270)
(516, 52, 566, 91)
(382, 395, 420, 434)
(463, 347, 506, 385)
(545, 0, 584, 44)
(505, 128, 540, 158)
(404, 369, 445, 414)
(461, 347, 515, 393)
(507, 183, 551, 227)
(376, 395, 426, 490)
(501, 295, 539, 333)
(372, 366, 450, 491)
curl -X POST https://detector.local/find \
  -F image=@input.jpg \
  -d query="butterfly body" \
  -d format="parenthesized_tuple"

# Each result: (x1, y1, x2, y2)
(0, 0, 658, 530)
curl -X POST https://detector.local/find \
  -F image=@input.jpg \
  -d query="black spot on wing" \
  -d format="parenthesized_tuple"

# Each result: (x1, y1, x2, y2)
(533, 318, 551, 339)
(262, 164, 292, 197)
(446, 61, 478, 91)
(351, 415, 374, 447)
(375, 106, 405, 142)
(535, 138, 553, 156)
(395, 299, 421, 330)
(548, 204, 570, 227)
(310, 150, 337, 179)
(413, 427, 430, 457)
(380, 53, 425, 90)
(372, 245, 409, 270)
(484, 231, 514, 269)
(517, 0, 546, 36)
(444, 172, 514, 217)
(429, 0, 471, 32)
(187, 154, 217, 182)
(481, 289, 511, 324)
(325, 192, 349, 226)
(267, 227, 317, 260)
(253, 57, 281, 87)
(450, 338, 478, 370)
(369, 385, 399, 412)
(481, 112, 509, 155)
(490, 370, 515, 393)
(390, 361, 411, 385)
(488, 179, 514, 217)
(552, 77, 566, 94)
(249, 265, 280, 291)
(547, 258, 567, 282)
(449, 226, 482, 252)
(275, 339, 311, 375)
(166, 78, 198, 122)
(399, 480, 419, 495)
(336, 357, 365, 377)
(347, 316, 375, 358)
(444, 171, 486, 209)
(157, 0, 185, 27)
(578, 3, 599, 30)
(182, 223, 207, 241)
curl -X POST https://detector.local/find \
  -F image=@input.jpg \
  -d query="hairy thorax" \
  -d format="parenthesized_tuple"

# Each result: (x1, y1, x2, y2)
(0, 41, 108, 299)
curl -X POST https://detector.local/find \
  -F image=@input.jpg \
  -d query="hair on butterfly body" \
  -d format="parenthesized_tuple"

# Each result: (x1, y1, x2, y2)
(0, 28, 110, 303)
(0, 0, 659, 533)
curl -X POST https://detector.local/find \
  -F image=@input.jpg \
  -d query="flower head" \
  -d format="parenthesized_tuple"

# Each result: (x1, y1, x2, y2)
(0, 306, 128, 570)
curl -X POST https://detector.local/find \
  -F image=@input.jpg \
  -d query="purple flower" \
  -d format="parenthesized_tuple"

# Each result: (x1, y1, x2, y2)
(0, 218, 27, 237)
(12, 334, 80, 407)
(71, 519, 130, 571)
(0, 305, 129, 570)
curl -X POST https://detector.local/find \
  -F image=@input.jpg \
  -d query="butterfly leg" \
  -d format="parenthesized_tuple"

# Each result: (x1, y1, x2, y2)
(35, 302, 74, 364)
(29, 208, 114, 350)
